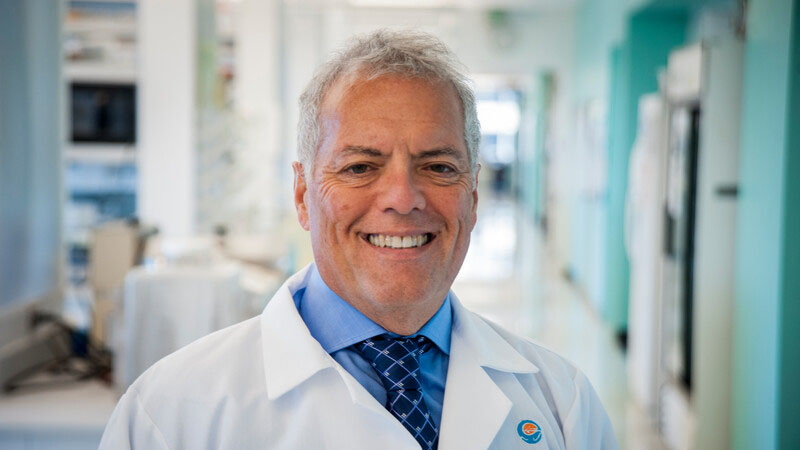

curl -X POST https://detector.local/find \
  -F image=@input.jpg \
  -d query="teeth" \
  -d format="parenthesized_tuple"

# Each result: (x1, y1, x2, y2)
(368, 233, 430, 249)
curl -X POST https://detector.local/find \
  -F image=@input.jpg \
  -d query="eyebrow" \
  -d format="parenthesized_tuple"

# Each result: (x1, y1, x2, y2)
(416, 147, 465, 161)
(340, 146, 385, 158)
(337, 145, 467, 162)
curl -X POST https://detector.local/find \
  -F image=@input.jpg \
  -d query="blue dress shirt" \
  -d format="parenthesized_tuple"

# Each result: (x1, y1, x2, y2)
(293, 265, 451, 428)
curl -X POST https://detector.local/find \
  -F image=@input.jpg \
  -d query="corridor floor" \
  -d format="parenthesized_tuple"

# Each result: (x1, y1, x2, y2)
(453, 195, 666, 450)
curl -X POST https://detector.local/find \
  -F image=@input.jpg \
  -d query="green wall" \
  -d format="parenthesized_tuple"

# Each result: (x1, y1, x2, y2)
(570, 0, 800, 446)
(603, 44, 627, 324)
(779, 3, 800, 447)
(531, 73, 552, 227)
(603, 7, 688, 330)
(520, 73, 551, 227)
(570, 0, 636, 314)
(571, 1, 690, 331)
(732, 0, 799, 448)
(574, 0, 626, 102)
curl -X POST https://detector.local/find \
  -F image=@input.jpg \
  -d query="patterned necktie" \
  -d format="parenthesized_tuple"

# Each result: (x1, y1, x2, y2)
(355, 335, 439, 450)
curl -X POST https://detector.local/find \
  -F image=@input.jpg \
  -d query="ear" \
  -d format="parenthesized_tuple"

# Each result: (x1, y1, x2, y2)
(293, 162, 310, 231)
(470, 164, 480, 229)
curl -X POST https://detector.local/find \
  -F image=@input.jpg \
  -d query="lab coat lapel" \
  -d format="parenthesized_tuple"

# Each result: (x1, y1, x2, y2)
(438, 295, 539, 450)
(261, 266, 424, 448)
(259, 266, 413, 443)
(260, 266, 337, 399)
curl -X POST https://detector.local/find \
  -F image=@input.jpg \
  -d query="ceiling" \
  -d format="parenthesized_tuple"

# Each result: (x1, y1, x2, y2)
(282, 0, 579, 12)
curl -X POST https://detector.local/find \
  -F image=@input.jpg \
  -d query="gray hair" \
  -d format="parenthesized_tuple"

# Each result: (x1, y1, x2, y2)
(297, 29, 480, 177)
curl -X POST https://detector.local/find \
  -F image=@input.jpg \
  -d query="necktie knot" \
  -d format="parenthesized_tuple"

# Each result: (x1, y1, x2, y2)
(355, 335, 439, 450)
(356, 335, 430, 392)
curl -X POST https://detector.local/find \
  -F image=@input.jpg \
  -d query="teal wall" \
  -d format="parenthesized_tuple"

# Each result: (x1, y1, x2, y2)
(571, 1, 690, 330)
(570, 0, 633, 310)
(732, 0, 799, 448)
(570, 0, 800, 447)
(601, 45, 627, 320)
(603, 7, 688, 330)
(570, 0, 629, 310)
(574, 0, 626, 102)
(520, 73, 555, 232)
(779, 3, 800, 448)
(531, 74, 552, 226)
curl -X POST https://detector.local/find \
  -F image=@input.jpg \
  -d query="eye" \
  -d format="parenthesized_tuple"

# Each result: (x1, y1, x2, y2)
(427, 163, 456, 174)
(344, 163, 371, 175)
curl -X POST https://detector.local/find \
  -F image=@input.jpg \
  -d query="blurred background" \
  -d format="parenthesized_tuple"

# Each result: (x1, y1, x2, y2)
(0, 0, 798, 448)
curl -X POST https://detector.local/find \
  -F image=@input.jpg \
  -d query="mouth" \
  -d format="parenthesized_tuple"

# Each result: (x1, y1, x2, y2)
(362, 233, 435, 249)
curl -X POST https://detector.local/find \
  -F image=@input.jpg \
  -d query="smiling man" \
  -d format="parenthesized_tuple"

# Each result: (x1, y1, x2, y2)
(101, 30, 618, 450)
(295, 73, 476, 337)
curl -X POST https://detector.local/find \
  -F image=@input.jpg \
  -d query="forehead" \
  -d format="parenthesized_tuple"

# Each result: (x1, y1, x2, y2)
(318, 74, 465, 144)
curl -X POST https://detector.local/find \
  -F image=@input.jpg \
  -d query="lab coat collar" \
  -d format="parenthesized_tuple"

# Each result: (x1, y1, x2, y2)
(449, 293, 539, 375)
(258, 265, 425, 434)
(260, 267, 539, 436)
(436, 294, 539, 449)
(261, 265, 337, 400)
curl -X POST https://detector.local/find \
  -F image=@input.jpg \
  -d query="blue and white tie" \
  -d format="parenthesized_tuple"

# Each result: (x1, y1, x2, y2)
(356, 335, 439, 450)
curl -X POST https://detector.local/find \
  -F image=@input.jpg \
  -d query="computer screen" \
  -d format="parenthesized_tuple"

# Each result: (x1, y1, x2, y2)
(71, 82, 136, 144)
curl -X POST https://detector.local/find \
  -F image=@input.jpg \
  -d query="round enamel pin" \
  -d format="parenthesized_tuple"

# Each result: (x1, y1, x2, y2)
(517, 420, 542, 444)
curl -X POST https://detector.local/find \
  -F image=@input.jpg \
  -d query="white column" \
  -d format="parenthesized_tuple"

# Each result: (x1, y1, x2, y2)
(233, 0, 285, 229)
(137, 0, 198, 236)
(235, 0, 281, 120)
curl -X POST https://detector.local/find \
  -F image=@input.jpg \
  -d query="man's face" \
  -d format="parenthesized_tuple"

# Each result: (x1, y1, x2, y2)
(293, 74, 478, 333)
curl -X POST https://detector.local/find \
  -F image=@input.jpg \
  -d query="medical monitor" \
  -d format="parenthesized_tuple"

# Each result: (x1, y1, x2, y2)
(70, 82, 137, 144)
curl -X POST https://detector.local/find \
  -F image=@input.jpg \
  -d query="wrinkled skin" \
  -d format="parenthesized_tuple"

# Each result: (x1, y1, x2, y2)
(294, 74, 479, 335)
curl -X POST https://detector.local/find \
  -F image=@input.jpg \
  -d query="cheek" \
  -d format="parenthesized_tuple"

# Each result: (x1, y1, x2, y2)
(324, 193, 354, 220)
(335, 201, 353, 215)
(313, 187, 358, 235)
(435, 188, 475, 224)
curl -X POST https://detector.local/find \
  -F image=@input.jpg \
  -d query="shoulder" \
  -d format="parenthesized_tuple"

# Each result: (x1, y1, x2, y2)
(101, 316, 271, 449)
(463, 311, 618, 447)
(131, 314, 265, 403)
(127, 266, 315, 402)
(465, 309, 583, 382)
(462, 309, 602, 411)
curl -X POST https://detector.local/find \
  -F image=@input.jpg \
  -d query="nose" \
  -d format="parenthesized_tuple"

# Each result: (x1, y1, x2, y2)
(376, 164, 426, 214)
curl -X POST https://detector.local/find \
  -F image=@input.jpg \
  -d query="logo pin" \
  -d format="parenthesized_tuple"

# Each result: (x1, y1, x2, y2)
(517, 420, 542, 444)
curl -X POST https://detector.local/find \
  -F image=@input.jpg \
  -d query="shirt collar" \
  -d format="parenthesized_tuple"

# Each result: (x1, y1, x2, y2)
(296, 264, 452, 355)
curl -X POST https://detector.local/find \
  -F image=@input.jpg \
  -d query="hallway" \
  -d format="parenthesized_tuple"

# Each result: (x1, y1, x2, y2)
(454, 195, 665, 450)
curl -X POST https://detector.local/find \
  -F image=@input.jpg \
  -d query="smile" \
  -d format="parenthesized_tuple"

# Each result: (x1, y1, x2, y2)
(366, 233, 433, 249)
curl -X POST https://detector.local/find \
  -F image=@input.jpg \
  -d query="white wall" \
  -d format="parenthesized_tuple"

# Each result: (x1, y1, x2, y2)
(138, 0, 199, 237)
(227, 0, 284, 232)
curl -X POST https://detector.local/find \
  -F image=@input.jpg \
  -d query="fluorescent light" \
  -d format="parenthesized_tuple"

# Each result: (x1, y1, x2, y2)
(477, 100, 520, 135)
(347, 0, 453, 8)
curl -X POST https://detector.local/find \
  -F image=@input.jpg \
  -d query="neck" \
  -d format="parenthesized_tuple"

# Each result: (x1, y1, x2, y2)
(313, 264, 450, 336)
(364, 303, 442, 336)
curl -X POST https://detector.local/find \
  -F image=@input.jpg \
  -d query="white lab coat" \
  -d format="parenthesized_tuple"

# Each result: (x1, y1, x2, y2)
(100, 265, 618, 449)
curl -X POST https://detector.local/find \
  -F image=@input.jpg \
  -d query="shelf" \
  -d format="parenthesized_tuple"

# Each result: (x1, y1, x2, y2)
(65, 144, 136, 164)
(64, 63, 136, 83)
(65, 18, 136, 35)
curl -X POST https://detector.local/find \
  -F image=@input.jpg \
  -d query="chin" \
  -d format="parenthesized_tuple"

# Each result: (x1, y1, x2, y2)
(362, 278, 444, 309)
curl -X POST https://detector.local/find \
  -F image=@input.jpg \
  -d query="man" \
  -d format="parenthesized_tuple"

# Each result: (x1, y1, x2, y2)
(101, 30, 618, 449)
